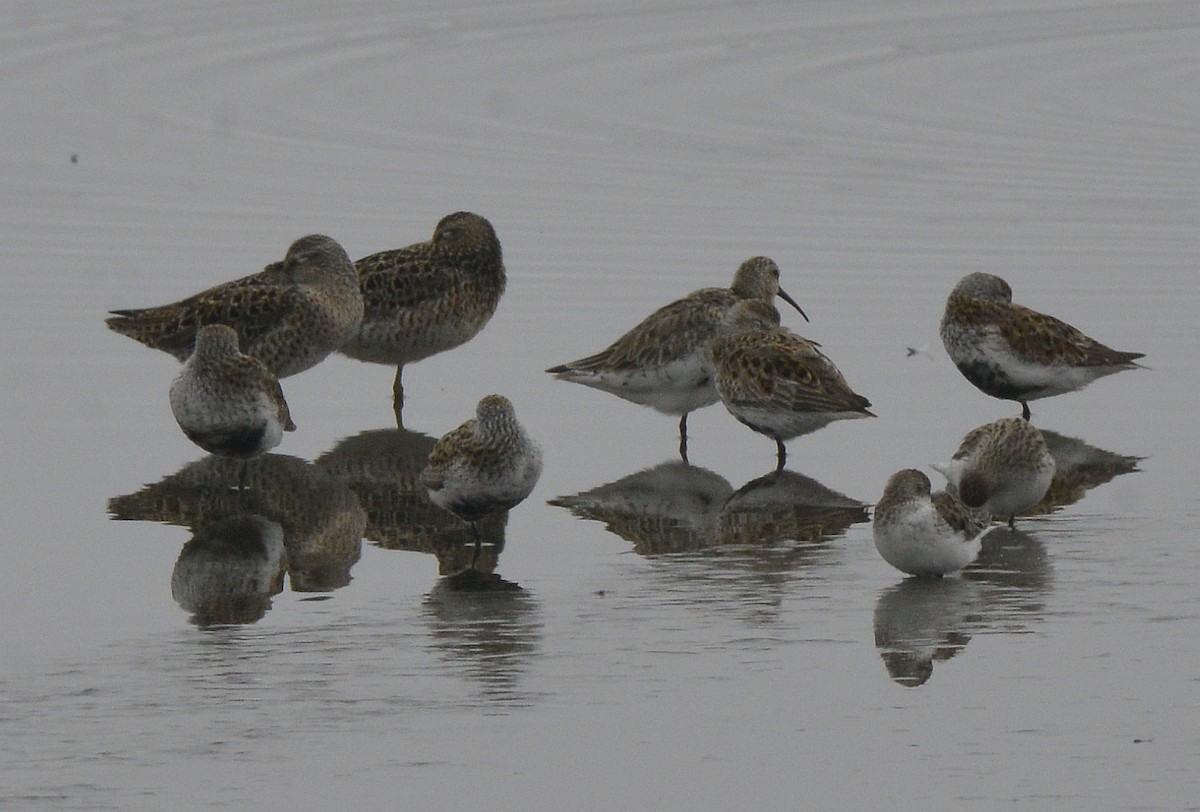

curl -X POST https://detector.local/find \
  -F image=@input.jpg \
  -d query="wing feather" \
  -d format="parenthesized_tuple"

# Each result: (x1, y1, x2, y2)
(723, 332, 872, 413)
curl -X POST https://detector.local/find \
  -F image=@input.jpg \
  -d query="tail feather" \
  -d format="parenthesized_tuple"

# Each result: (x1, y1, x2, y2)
(105, 307, 198, 358)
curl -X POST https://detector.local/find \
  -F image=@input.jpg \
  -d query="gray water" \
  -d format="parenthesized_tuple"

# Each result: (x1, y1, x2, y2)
(1, 1, 1198, 809)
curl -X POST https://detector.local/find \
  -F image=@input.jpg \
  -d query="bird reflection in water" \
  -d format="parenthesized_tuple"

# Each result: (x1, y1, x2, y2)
(873, 577, 982, 687)
(170, 514, 285, 627)
(422, 569, 542, 704)
(317, 428, 538, 699)
(109, 454, 367, 624)
(961, 525, 1054, 629)
(550, 460, 731, 554)
(720, 469, 871, 546)
(550, 460, 869, 555)
(871, 430, 1136, 685)
(1024, 429, 1142, 516)
(315, 428, 508, 577)
(873, 526, 1054, 686)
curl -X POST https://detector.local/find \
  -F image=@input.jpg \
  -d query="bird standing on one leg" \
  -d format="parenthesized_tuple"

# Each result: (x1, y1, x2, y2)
(707, 299, 874, 471)
(338, 212, 507, 426)
(939, 272, 1143, 420)
(421, 395, 542, 566)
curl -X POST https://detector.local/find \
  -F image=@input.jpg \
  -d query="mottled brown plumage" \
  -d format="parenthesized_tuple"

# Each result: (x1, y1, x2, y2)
(547, 256, 808, 460)
(314, 428, 508, 576)
(709, 299, 874, 470)
(106, 235, 363, 378)
(108, 453, 366, 595)
(550, 463, 868, 554)
(562, 288, 752, 374)
(929, 490, 988, 538)
(933, 417, 1056, 528)
(940, 273, 1143, 418)
(421, 395, 542, 554)
(553, 257, 806, 375)
(873, 469, 990, 577)
(339, 212, 506, 419)
(417, 395, 540, 566)
(169, 325, 296, 470)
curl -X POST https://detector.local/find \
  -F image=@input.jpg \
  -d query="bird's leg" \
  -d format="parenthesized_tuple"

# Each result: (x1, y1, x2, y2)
(1021, 401, 1031, 421)
(469, 522, 482, 569)
(775, 439, 787, 472)
(678, 414, 689, 463)
(392, 365, 405, 428)
(1008, 515, 1016, 530)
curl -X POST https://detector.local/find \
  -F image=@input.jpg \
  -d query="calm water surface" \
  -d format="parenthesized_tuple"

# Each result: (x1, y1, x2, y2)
(2, 1, 1198, 809)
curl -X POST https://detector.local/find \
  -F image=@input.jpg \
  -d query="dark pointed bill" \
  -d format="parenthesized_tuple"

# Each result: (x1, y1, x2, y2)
(777, 287, 809, 322)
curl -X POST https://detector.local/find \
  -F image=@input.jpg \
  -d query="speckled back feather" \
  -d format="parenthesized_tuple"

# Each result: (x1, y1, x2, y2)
(343, 212, 506, 367)
(930, 490, 989, 537)
(714, 328, 873, 415)
(106, 235, 362, 378)
(554, 288, 744, 373)
(945, 295, 1143, 367)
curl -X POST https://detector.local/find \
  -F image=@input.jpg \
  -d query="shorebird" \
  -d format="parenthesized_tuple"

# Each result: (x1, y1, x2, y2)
(708, 299, 874, 471)
(873, 469, 991, 577)
(169, 324, 296, 486)
(933, 417, 1056, 528)
(940, 272, 1143, 419)
(547, 256, 808, 461)
(107, 234, 363, 379)
(421, 395, 542, 564)
(338, 212, 506, 423)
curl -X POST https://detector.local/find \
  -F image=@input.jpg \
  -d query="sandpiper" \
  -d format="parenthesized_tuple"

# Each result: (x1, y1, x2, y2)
(933, 417, 1056, 528)
(169, 325, 296, 480)
(939, 272, 1143, 419)
(708, 299, 874, 471)
(338, 212, 506, 422)
(421, 395, 542, 561)
(547, 256, 808, 461)
(873, 469, 991, 577)
(107, 235, 363, 379)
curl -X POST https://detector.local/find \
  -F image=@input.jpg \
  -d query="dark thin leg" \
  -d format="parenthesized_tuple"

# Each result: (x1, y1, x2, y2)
(392, 365, 405, 427)
(1008, 515, 1016, 530)
(238, 460, 249, 491)
(775, 438, 787, 472)
(236, 467, 253, 501)
(469, 523, 482, 569)
(678, 413, 689, 463)
(1020, 401, 1031, 421)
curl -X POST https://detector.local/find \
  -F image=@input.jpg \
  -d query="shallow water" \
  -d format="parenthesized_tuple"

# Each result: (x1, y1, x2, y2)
(2, 0, 1198, 809)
